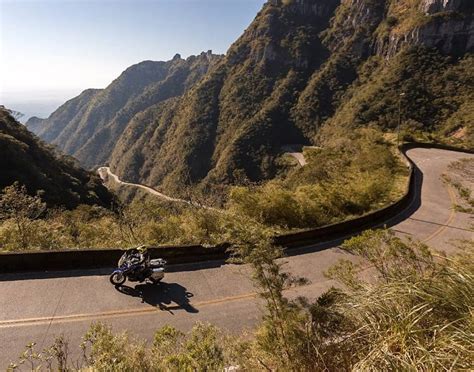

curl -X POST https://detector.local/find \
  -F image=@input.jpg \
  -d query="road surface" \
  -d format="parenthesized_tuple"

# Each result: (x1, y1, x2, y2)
(282, 144, 309, 166)
(0, 148, 472, 366)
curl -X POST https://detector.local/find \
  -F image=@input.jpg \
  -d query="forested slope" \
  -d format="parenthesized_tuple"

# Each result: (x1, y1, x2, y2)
(1, 108, 113, 208)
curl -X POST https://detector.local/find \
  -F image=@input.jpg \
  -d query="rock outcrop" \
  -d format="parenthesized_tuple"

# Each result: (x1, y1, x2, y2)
(421, 0, 474, 14)
(376, 0, 474, 57)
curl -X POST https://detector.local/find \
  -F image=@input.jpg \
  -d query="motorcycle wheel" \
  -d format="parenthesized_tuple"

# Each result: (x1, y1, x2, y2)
(110, 272, 126, 286)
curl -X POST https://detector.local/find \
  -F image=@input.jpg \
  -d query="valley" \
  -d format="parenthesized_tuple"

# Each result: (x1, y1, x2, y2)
(0, 0, 473, 369)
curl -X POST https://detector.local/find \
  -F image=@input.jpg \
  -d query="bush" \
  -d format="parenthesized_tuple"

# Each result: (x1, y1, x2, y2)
(227, 128, 406, 229)
(0, 183, 46, 250)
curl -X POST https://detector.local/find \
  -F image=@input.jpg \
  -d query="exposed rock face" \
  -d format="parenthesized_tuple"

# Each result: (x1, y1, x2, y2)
(229, 0, 339, 69)
(377, 15, 474, 57)
(421, 0, 474, 14)
(323, 0, 387, 55)
(376, 0, 474, 57)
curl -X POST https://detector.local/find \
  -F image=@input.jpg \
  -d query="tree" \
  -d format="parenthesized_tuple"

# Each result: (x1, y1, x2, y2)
(0, 182, 46, 250)
(225, 215, 315, 370)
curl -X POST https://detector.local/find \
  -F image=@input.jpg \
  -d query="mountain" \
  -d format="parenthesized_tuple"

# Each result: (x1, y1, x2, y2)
(1, 107, 113, 208)
(33, 0, 473, 194)
(27, 52, 222, 168)
(23, 116, 44, 134)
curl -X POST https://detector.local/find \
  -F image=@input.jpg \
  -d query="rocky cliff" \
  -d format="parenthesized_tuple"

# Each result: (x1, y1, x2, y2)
(421, 0, 473, 14)
(375, 0, 474, 56)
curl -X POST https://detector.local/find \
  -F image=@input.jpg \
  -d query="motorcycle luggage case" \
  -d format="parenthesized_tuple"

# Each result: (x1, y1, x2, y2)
(150, 267, 165, 281)
(150, 259, 165, 267)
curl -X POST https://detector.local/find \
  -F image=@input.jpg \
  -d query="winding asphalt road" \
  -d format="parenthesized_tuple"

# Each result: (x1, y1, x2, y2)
(0, 148, 472, 366)
(98, 167, 190, 204)
(98, 166, 218, 211)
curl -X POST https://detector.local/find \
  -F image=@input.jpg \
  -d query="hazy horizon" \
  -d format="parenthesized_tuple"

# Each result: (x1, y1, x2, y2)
(0, 0, 266, 120)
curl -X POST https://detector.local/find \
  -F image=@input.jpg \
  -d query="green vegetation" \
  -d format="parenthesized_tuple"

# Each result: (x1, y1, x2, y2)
(228, 128, 407, 229)
(0, 128, 407, 251)
(4, 2, 466, 249)
(323, 48, 474, 149)
(375, 0, 429, 38)
(31, 0, 472, 194)
(10, 231, 473, 371)
(0, 183, 46, 250)
(0, 108, 113, 209)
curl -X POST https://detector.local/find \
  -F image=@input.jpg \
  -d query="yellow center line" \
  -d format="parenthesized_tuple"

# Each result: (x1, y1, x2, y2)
(0, 292, 259, 329)
(0, 272, 363, 329)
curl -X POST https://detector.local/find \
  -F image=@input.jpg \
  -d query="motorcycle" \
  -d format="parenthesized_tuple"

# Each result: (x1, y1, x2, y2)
(110, 247, 166, 286)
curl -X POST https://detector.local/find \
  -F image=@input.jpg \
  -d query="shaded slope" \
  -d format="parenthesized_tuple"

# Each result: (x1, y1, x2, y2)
(0, 108, 113, 208)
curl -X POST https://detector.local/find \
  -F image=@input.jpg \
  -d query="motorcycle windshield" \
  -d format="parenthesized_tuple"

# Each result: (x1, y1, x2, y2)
(118, 252, 130, 267)
(117, 249, 149, 267)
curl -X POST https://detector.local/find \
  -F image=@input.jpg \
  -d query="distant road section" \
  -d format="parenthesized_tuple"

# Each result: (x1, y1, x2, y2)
(282, 145, 321, 166)
(98, 167, 189, 204)
(0, 148, 472, 366)
(98, 167, 219, 212)
(282, 144, 307, 166)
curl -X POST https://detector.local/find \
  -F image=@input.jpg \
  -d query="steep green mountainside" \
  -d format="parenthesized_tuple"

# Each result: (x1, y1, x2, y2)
(1, 108, 113, 208)
(321, 48, 473, 146)
(112, 0, 473, 192)
(27, 52, 221, 168)
(110, 0, 341, 188)
(35, 0, 473, 194)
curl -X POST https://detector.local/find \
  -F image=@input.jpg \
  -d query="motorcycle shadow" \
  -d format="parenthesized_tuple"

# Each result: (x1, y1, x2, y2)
(115, 282, 198, 314)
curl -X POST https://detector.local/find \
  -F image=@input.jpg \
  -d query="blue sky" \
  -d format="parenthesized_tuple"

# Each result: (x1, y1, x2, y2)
(0, 0, 265, 109)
